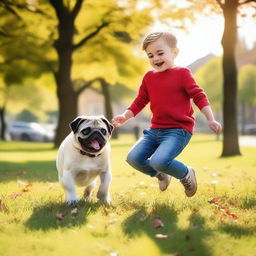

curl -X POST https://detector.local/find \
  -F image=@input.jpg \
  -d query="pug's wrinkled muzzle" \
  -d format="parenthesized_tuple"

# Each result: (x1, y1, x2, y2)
(78, 131, 106, 153)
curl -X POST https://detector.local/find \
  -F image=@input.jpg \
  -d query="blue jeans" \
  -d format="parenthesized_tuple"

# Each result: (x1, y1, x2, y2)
(126, 128, 192, 179)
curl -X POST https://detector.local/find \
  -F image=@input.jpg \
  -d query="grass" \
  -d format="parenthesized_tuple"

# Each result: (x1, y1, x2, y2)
(0, 134, 255, 256)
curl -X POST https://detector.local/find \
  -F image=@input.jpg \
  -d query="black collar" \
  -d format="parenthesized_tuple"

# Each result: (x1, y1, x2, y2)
(79, 149, 101, 158)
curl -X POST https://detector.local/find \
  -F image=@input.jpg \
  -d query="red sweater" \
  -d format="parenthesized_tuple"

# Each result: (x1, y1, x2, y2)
(128, 67, 210, 134)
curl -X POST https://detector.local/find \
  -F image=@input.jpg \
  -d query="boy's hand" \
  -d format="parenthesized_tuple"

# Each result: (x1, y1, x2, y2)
(112, 115, 127, 128)
(208, 120, 222, 133)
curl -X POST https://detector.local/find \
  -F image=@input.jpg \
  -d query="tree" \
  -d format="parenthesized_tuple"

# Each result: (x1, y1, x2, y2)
(47, 0, 153, 147)
(0, 0, 153, 146)
(0, 1, 56, 140)
(208, 0, 256, 156)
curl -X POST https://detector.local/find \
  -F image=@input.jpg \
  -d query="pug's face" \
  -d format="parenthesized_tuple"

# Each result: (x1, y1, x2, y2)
(70, 116, 114, 154)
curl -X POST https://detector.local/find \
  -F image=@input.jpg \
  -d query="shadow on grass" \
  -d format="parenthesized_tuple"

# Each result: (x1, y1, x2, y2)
(0, 160, 57, 183)
(122, 203, 213, 256)
(219, 223, 256, 238)
(25, 200, 101, 231)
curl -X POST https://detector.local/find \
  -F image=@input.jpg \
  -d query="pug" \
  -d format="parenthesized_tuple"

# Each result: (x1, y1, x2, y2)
(56, 115, 114, 205)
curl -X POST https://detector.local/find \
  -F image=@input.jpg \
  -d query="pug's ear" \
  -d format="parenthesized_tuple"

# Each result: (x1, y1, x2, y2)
(69, 117, 86, 133)
(101, 117, 114, 135)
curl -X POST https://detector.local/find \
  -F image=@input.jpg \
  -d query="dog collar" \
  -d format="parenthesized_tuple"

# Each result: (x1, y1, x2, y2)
(79, 149, 101, 158)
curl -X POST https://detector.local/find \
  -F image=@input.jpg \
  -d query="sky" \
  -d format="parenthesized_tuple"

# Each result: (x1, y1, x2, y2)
(151, 12, 256, 67)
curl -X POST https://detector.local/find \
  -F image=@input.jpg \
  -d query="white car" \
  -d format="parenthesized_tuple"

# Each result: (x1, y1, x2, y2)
(8, 121, 54, 142)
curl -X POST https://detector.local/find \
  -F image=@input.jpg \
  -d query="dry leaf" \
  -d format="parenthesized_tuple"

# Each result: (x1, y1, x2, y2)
(155, 233, 169, 238)
(9, 193, 22, 199)
(220, 214, 226, 221)
(208, 197, 219, 204)
(151, 218, 164, 228)
(55, 213, 64, 221)
(150, 208, 158, 214)
(0, 200, 8, 212)
(229, 213, 239, 221)
(71, 208, 78, 216)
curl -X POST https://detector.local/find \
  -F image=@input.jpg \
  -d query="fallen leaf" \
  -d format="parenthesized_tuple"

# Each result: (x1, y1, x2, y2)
(0, 200, 8, 212)
(155, 233, 169, 239)
(71, 208, 78, 216)
(55, 213, 64, 221)
(208, 197, 219, 204)
(229, 213, 239, 221)
(151, 218, 164, 228)
(9, 193, 22, 199)
(228, 200, 237, 206)
(150, 208, 158, 214)
(220, 214, 226, 221)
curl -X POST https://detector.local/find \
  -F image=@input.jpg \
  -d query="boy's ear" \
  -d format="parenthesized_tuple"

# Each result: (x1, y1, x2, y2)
(173, 48, 179, 58)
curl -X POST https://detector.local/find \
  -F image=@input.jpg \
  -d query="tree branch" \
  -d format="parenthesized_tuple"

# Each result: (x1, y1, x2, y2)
(71, 0, 83, 20)
(239, 0, 256, 5)
(1, 0, 22, 19)
(72, 22, 110, 50)
(75, 79, 98, 95)
(215, 0, 224, 9)
(1, 0, 51, 18)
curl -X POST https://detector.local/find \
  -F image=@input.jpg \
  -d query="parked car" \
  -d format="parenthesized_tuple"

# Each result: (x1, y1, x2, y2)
(8, 121, 54, 142)
(244, 124, 256, 135)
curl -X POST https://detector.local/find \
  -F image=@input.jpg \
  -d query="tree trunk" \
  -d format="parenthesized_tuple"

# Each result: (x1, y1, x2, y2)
(221, 0, 241, 156)
(0, 107, 6, 141)
(52, 4, 78, 147)
(100, 78, 118, 139)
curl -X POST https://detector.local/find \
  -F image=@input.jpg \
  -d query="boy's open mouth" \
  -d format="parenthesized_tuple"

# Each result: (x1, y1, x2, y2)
(155, 62, 164, 67)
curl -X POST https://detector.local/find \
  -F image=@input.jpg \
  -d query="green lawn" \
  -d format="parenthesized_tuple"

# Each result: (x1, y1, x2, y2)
(0, 134, 255, 256)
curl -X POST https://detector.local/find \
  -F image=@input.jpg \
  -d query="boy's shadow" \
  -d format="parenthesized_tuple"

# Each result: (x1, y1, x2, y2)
(25, 200, 101, 231)
(122, 203, 212, 256)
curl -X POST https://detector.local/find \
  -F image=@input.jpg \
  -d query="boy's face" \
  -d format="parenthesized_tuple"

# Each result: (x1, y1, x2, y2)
(145, 38, 178, 72)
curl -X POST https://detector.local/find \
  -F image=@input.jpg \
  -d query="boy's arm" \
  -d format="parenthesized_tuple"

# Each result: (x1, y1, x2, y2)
(201, 105, 222, 133)
(112, 110, 134, 128)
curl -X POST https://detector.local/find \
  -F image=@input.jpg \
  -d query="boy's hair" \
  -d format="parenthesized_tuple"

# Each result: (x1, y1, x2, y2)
(142, 32, 177, 51)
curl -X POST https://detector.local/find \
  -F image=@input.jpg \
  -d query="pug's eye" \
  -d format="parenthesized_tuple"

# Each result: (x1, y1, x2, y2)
(82, 127, 91, 135)
(101, 128, 107, 135)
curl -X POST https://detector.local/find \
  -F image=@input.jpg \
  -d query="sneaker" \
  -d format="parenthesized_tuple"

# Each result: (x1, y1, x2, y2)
(180, 167, 197, 197)
(155, 172, 172, 191)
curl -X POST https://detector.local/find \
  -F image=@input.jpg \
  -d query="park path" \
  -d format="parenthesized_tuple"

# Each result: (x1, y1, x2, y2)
(239, 136, 256, 147)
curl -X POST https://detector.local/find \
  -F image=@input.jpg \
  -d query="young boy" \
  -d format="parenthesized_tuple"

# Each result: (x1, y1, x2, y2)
(112, 32, 222, 197)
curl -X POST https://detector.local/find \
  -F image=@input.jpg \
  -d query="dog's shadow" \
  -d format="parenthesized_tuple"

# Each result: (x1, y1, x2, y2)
(25, 200, 101, 231)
